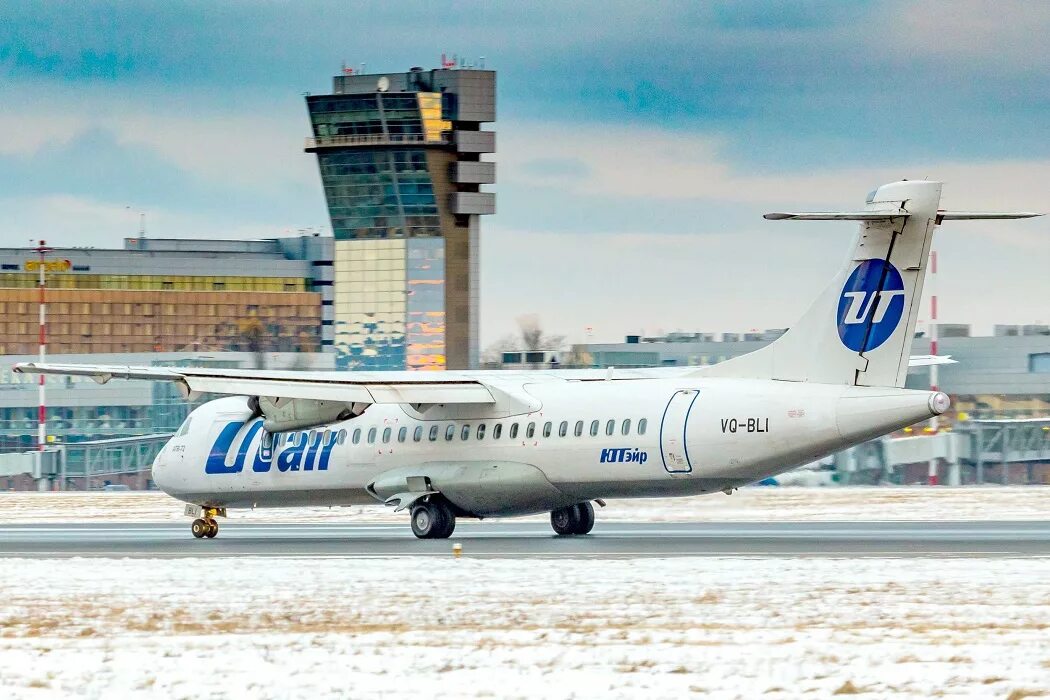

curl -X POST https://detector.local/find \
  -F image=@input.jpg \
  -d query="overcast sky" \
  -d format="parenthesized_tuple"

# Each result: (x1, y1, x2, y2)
(1, 1, 1047, 346)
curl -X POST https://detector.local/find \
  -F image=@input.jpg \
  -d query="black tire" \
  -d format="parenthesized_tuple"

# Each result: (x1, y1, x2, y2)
(434, 500, 457, 539)
(550, 505, 579, 536)
(411, 499, 454, 539)
(573, 502, 595, 535)
(205, 519, 219, 538)
(191, 518, 208, 539)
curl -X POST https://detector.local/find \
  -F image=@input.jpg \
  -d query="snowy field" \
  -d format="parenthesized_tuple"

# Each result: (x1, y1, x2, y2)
(2, 486, 1049, 523)
(1, 556, 1049, 699)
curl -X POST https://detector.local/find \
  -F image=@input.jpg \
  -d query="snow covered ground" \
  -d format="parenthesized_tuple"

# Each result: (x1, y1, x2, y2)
(1, 486, 1049, 523)
(1, 556, 1049, 699)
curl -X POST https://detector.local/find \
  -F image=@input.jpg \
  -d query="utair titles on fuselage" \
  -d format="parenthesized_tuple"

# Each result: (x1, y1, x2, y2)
(15, 180, 1041, 540)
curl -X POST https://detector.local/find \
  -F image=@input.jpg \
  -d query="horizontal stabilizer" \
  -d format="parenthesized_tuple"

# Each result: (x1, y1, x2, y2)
(763, 210, 909, 221)
(907, 355, 956, 367)
(936, 211, 1043, 221)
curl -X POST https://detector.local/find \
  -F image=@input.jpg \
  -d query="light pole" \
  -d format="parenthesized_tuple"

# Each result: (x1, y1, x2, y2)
(35, 240, 52, 489)
(927, 249, 939, 486)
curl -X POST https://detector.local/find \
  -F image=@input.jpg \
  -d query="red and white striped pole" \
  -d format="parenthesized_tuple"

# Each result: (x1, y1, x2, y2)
(36, 240, 50, 488)
(927, 249, 939, 486)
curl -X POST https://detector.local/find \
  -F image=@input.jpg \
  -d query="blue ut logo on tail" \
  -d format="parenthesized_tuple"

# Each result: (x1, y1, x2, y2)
(837, 259, 906, 352)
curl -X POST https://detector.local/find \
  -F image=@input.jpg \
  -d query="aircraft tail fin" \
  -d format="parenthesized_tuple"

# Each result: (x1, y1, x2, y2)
(700, 181, 1040, 388)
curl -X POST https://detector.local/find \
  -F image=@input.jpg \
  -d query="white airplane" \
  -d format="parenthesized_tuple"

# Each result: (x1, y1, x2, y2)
(16, 180, 1040, 540)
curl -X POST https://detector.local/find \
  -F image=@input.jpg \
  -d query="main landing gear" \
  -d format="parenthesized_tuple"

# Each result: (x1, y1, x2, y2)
(410, 497, 456, 539)
(550, 502, 595, 536)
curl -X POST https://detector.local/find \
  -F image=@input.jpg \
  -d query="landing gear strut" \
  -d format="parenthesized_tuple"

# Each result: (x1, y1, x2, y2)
(410, 497, 456, 539)
(550, 502, 595, 536)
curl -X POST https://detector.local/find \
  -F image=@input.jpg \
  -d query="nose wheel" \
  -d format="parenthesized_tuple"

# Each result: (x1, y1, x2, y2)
(191, 518, 219, 538)
(551, 502, 595, 536)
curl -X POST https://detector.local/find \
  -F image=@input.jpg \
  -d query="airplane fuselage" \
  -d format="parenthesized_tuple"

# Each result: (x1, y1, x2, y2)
(153, 375, 944, 516)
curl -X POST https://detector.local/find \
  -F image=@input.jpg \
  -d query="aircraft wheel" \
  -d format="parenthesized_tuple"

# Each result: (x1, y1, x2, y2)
(550, 505, 579, 536)
(191, 518, 209, 539)
(205, 518, 219, 538)
(411, 499, 455, 539)
(573, 502, 595, 535)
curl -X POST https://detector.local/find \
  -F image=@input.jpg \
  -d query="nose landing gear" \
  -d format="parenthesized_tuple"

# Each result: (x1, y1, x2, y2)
(191, 517, 219, 539)
(550, 502, 595, 536)
(186, 504, 225, 539)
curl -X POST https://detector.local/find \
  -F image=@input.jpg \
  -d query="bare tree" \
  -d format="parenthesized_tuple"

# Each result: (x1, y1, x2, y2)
(482, 316, 566, 368)
(481, 333, 524, 365)
(515, 314, 565, 352)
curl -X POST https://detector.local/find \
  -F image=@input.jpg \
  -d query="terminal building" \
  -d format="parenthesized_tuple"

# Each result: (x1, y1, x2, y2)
(304, 65, 496, 371)
(0, 236, 332, 356)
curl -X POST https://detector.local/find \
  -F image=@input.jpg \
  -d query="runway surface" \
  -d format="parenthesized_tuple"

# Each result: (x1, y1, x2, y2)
(2, 521, 1050, 558)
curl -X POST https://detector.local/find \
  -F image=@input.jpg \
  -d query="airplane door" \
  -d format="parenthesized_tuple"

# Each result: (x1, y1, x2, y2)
(660, 389, 698, 474)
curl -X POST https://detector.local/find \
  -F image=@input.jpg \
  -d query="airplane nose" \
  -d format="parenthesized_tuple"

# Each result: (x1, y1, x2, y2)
(151, 441, 174, 493)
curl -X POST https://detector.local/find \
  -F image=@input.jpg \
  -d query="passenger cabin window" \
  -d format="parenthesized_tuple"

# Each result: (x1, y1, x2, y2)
(574, 420, 583, 437)
(606, 420, 615, 436)
(413, 426, 423, 442)
(429, 425, 440, 442)
(509, 423, 519, 439)
(352, 428, 361, 445)
(461, 424, 471, 441)
(526, 422, 536, 439)
(621, 419, 631, 436)
(542, 421, 552, 438)
(262, 430, 274, 449)
(366, 428, 377, 444)
(382, 427, 392, 443)
(590, 420, 599, 437)
(477, 424, 486, 440)
(337, 429, 347, 445)
(397, 427, 407, 443)
(558, 421, 568, 437)
(445, 424, 455, 441)
(638, 418, 647, 435)
(493, 423, 502, 439)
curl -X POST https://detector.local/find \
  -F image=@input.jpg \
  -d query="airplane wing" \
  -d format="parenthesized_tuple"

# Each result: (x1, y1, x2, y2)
(12, 362, 495, 404)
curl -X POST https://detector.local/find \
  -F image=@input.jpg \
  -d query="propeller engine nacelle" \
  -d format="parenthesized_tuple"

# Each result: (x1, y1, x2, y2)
(250, 396, 366, 433)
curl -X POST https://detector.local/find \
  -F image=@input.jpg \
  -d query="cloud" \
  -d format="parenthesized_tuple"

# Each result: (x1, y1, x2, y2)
(0, 83, 315, 193)
(501, 121, 1050, 212)
(888, 0, 1050, 68)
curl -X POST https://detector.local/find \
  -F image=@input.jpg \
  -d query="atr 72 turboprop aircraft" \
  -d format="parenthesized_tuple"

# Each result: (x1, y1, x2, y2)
(16, 181, 1041, 539)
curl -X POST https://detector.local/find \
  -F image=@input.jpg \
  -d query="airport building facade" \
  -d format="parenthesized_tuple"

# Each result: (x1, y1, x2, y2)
(305, 66, 496, 371)
(0, 236, 333, 356)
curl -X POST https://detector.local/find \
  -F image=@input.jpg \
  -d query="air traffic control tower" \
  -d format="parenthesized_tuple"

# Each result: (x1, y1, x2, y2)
(305, 66, 495, 371)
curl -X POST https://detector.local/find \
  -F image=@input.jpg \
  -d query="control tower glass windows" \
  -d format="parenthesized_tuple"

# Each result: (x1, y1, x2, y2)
(308, 93, 425, 142)
(318, 150, 439, 240)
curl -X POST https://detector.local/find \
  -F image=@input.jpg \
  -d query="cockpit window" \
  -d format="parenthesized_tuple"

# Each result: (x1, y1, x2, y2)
(176, 417, 192, 437)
